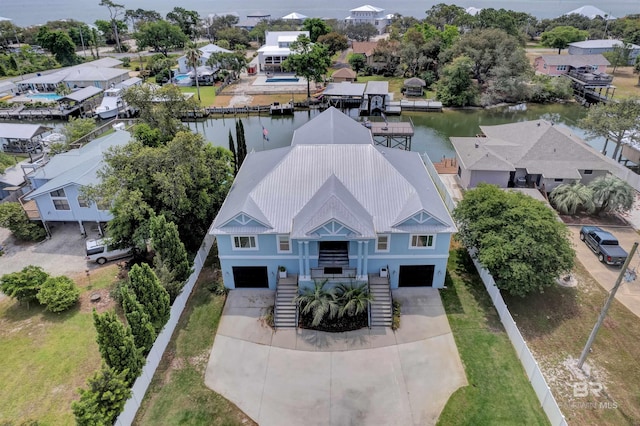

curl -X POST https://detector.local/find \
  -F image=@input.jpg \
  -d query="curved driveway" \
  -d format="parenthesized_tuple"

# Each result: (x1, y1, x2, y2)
(205, 288, 466, 426)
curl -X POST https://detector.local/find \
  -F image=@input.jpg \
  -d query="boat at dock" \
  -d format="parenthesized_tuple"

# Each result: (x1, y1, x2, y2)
(94, 77, 142, 119)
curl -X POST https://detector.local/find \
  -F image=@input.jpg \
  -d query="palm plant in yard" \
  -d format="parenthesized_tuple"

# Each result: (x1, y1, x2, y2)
(588, 175, 635, 214)
(550, 182, 595, 215)
(184, 43, 202, 101)
(336, 283, 373, 317)
(293, 280, 339, 327)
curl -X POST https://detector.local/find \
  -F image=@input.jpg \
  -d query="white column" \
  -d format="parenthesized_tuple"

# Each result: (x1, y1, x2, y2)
(363, 241, 369, 280)
(298, 241, 304, 278)
(304, 241, 310, 278)
(357, 241, 363, 278)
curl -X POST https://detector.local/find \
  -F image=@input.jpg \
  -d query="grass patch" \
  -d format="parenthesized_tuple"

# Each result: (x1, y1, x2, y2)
(356, 75, 404, 98)
(134, 267, 253, 425)
(0, 265, 120, 425)
(608, 66, 640, 99)
(178, 86, 217, 107)
(437, 245, 549, 426)
(505, 261, 640, 425)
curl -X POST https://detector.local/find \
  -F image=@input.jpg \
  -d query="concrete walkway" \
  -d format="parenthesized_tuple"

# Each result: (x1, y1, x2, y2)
(205, 289, 466, 426)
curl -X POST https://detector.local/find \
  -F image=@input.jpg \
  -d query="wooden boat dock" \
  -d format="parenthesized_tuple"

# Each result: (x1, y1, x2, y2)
(270, 102, 293, 115)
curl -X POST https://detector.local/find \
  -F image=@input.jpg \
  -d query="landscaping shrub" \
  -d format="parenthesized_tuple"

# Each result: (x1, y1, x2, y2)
(0, 265, 49, 308)
(0, 202, 47, 242)
(36, 275, 80, 313)
(72, 365, 131, 426)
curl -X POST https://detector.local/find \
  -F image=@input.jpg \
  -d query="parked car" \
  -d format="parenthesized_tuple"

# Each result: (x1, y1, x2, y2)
(579, 226, 628, 266)
(85, 238, 132, 265)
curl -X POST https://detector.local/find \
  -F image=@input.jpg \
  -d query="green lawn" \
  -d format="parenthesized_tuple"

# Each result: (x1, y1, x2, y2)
(133, 267, 253, 425)
(178, 85, 218, 108)
(0, 265, 119, 425)
(437, 245, 550, 426)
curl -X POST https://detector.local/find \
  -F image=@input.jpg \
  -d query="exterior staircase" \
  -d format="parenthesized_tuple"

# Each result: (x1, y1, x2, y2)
(369, 274, 392, 327)
(274, 275, 298, 329)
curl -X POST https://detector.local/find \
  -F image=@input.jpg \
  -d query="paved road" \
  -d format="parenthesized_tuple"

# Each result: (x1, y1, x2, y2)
(205, 288, 466, 426)
(570, 225, 640, 317)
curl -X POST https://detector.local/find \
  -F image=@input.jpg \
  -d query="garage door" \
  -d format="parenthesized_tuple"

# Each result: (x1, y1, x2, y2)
(232, 267, 268, 288)
(399, 265, 434, 287)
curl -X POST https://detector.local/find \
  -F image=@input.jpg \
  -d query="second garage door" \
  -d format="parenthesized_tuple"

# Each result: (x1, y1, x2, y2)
(398, 265, 434, 287)
(232, 266, 268, 288)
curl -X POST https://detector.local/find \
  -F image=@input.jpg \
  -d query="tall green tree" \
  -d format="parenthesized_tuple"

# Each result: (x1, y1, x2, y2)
(92, 310, 144, 384)
(317, 32, 348, 57)
(348, 54, 366, 74)
(550, 182, 595, 214)
(454, 184, 575, 297)
(283, 34, 332, 98)
(228, 129, 238, 175)
(166, 7, 201, 41)
(72, 365, 131, 426)
(93, 131, 233, 251)
(436, 56, 477, 107)
(121, 286, 156, 353)
(580, 97, 640, 159)
(0, 202, 47, 241)
(541, 26, 588, 54)
(99, 0, 125, 53)
(604, 43, 632, 73)
(302, 18, 331, 42)
(184, 43, 202, 101)
(149, 214, 192, 284)
(134, 21, 188, 57)
(37, 275, 80, 313)
(588, 175, 635, 214)
(424, 3, 468, 31)
(0, 265, 49, 308)
(235, 119, 247, 167)
(35, 27, 79, 66)
(128, 263, 170, 333)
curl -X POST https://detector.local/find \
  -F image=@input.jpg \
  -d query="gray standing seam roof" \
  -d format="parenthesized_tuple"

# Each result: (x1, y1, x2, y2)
(210, 107, 456, 237)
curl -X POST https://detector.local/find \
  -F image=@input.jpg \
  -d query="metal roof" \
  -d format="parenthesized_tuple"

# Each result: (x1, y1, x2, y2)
(26, 130, 131, 199)
(61, 86, 103, 102)
(569, 39, 640, 50)
(563, 5, 615, 19)
(282, 12, 308, 20)
(350, 5, 384, 12)
(211, 107, 456, 237)
(0, 123, 50, 140)
(323, 82, 366, 97)
(364, 81, 388, 95)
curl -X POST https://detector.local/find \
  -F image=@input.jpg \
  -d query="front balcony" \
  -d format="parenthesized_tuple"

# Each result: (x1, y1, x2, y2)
(311, 267, 357, 280)
(567, 70, 613, 86)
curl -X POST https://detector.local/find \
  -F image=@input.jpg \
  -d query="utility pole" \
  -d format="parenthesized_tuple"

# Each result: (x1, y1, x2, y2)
(79, 26, 87, 58)
(578, 241, 638, 370)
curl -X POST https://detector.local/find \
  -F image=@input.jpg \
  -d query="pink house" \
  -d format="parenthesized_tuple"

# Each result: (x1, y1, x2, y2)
(534, 54, 610, 76)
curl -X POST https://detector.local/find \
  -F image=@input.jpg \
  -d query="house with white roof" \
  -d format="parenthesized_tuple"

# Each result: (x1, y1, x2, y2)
(21, 128, 131, 236)
(451, 120, 619, 192)
(569, 39, 640, 64)
(257, 31, 309, 73)
(177, 43, 233, 74)
(345, 5, 393, 35)
(562, 5, 615, 20)
(209, 107, 455, 297)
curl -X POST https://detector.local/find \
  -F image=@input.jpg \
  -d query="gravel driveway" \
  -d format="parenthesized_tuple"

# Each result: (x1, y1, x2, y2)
(0, 223, 99, 277)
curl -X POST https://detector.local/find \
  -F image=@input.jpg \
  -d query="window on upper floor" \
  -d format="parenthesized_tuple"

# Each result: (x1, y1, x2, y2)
(376, 234, 389, 252)
(77, 196, 90, 208)
(277, 235, 291, 253)
(233, 235, 258, 250)
(53, 199, 70, 210)
(584, 170, 593, 175)
(50, 188, 66, 198)
(410, 234, 435, 249)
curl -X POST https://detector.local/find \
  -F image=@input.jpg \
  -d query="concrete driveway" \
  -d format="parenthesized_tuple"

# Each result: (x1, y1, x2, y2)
(0, 223, 101, 276)
(205, 288, 466, 426)
(569, 225, 640, 317)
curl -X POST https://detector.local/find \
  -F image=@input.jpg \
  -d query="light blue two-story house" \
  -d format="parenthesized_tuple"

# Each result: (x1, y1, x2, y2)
(22, 128, 131, 236)
(209, 107, 456, 293)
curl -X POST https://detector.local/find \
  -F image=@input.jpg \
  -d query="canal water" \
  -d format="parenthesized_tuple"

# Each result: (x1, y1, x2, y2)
(187, 103, 607, 162)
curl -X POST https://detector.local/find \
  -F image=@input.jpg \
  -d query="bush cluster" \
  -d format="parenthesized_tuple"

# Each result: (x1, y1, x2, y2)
(0, 265, 79, 312)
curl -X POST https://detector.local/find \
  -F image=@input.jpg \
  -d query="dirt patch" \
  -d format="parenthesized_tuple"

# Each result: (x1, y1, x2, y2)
(78, 288, 115, 313)
(559, 212, 629, 227)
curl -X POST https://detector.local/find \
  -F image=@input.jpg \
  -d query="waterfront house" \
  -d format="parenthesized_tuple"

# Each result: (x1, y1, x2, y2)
(21, 129, 131, 236)
(257, 31, 310, 73)
(451, 120, 618, 192)
(568, 40, 640, 65)
(177, 43, 232, 74)
(0, 123, 50, 153)
(534, 54, 610, 76)
(209, 107, 456, 290)
(344, 5, 393, 34)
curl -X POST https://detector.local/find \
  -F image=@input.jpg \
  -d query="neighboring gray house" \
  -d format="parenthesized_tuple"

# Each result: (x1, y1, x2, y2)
(451, 120, 618, 192)
(22, 129, 131, 236)
(568, 40, 640, 64)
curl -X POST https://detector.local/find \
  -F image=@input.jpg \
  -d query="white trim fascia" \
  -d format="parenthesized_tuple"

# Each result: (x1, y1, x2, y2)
(219, 254, 449, 260)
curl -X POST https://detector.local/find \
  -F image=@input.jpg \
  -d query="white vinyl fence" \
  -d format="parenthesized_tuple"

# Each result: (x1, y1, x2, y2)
(423, 155, 568, 426)
(115, 234, 214, 426)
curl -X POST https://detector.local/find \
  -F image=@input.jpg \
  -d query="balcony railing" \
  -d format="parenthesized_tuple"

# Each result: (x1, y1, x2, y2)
(311, 267, 357, 280)
(567, 70, 613, 86)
